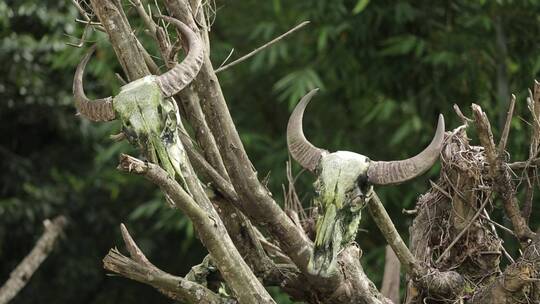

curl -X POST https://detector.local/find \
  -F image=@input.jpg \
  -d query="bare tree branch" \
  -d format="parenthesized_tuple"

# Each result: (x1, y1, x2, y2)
(472, 104, 535, 242)
(523, 80, 540, 223)
(435, 195, 491, 264)
(156, 1, 231, 181)
(103, 224, 232, 304)
(368, 193, 463, 298)
(368, 193, 421, 275)
(215, 21, 310, 73)
(117, 154, 275, 304)
(508, 158, 540, 169)
(179, 132, 238, 201)
(498, 94, 516, 154)
(0, 216, 67, 304)
(176, 88, 230, 181)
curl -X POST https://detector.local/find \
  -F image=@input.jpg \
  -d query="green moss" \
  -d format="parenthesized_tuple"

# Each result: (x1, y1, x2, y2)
(113, 76, 184, 180)
(309, 151, 371, 275)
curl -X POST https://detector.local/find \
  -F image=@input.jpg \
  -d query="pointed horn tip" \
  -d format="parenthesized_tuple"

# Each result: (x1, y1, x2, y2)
(437, 114, 445, 129)
(307, 88, 320, 96)
(75, 44, 97, 80)
(81, 44, 97, 62)
(435, 114, 445, 143)
(296, 88, 320, 108)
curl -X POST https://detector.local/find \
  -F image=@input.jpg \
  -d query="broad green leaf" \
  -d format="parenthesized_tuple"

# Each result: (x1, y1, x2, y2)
(352, 0, 370, 14)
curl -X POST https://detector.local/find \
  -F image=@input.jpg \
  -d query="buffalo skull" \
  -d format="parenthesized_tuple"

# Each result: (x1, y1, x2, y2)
(73, 16, 203, 181)
(287, 89, 445, 276)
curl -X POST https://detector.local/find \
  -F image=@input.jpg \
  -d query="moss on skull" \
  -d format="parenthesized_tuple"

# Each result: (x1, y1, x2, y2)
(309, 151, 372, 276)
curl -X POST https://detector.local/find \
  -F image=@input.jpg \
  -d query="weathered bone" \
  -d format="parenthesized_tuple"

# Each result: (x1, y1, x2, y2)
(155, 16, 205, 98)
(286, 88, 327, 172)
(287, 89, 445, 184)
(367, 114, 445, 185)
(73, 45, 116, 122)
(73, 17, 203, 121)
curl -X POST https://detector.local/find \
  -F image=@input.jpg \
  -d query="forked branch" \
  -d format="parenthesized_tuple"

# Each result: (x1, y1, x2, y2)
(472, 104, 535, 242)
(103, 224, 232, 304)
(117, 154, 275, 304)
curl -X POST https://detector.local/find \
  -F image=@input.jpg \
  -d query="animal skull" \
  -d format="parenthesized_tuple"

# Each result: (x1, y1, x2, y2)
(72, 16, 204, 122)
(72, 16, 203, 181)
(287, 89, 445, 276)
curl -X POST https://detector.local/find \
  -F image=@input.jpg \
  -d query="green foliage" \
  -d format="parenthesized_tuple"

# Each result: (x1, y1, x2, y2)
(1, 0, 539, 303)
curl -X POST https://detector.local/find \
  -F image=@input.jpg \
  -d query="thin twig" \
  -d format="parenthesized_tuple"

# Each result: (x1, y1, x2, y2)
(130, 0, 158, 36)
(115, 73, 127, 85)
(216, 48, 235, 70)
(66, 19, 93, 48)
(481, 210, 515, 263)
(453, 104, 473, 126)
(436, 196, 490, 264)
(481, 213, 516, 237)
(508, 158, 540, 169)
(72, 0, 91, 21)
(523, 80, 540, 223)
(498, 94, 516, 154)
(75, 18, 102, 25)
(215, 21, 310, 73)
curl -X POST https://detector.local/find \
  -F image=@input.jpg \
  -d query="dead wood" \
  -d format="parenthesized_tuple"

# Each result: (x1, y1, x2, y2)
(0, 216, 67, 304)
(381, 246, 401, 304)
(407, 126, 502, 303)
(472, 104, 535, 243)
(103, 224, 233, 304)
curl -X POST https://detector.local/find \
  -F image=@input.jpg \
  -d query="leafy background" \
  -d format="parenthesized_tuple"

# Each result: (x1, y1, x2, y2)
(1, 0, 539, 303)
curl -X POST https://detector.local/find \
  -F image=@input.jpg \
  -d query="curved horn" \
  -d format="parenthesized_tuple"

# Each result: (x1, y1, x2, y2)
(287, 89, 327, 172)
(155, 16, 204, 97)
(73, 45, 115, 122)
(367, 114, 445, 185)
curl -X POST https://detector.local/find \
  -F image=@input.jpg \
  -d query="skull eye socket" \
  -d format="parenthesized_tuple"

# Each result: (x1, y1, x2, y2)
(313, 180, 322, 198)
(357, 174, 369, 192)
